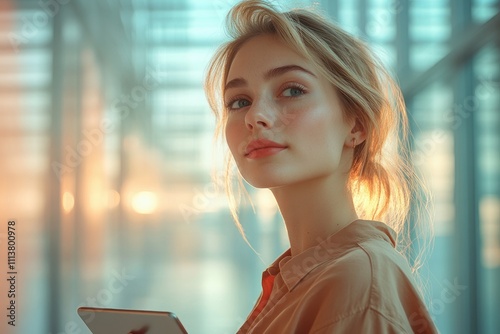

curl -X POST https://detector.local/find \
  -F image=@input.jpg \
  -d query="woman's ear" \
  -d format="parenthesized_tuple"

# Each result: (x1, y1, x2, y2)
(345, 118, 366, 147)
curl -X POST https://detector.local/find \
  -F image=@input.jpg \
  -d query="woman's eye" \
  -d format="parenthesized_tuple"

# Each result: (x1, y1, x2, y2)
(282, 86, 305, 97)
(228, 98, 251, 110)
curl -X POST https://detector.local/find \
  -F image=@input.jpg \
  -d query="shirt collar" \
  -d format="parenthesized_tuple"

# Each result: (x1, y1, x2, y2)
(268, 220, 397, 291)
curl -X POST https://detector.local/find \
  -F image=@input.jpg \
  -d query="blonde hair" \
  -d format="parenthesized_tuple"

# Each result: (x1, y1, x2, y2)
(205, 0, 431, 271)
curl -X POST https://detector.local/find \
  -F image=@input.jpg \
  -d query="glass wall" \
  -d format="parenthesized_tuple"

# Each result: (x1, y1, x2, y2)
(0, 0, 498, 333)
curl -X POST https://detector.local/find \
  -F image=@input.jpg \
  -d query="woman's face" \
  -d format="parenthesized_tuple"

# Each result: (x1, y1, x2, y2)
(224, 34, 354, 189)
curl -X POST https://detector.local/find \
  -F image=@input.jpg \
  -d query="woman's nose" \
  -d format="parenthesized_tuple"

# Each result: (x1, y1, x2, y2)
(244, 99, 275, 130)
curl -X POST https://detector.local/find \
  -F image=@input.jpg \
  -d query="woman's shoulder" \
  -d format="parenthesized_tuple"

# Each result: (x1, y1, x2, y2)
(308, 236, 418, 299)
(313, 220, 416, 289)
(284, 219, 423, 311)
(296, 240, 435, 333)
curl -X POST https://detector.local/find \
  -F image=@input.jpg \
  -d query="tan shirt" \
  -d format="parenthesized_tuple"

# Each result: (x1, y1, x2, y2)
(237, 220, 438, 333)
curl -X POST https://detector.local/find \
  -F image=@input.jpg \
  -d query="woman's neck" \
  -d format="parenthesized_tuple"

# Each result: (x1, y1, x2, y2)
(271, 173, 358, 256)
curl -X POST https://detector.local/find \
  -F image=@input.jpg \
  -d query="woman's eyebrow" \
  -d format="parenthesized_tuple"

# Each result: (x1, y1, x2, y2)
(224, 64, 315, 93)
(264, 64, 316, 80)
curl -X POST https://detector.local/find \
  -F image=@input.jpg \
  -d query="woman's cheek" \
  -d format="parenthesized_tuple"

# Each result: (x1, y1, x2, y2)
(225, 119, 246, 158)
(275, 101, 310, 131)
(225, 120, 238, 154)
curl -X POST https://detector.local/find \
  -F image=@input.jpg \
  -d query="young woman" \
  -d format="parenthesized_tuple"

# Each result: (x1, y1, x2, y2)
(205, 1, 438, 333)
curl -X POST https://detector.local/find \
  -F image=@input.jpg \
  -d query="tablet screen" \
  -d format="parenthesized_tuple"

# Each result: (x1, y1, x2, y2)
(77, 307, 188, 334)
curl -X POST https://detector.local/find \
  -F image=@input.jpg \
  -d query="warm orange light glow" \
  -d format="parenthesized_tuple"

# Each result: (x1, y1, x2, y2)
(480, 196, 500, 268)
(131, 191, 158, 214)
(62, 192, 75, 213)
(107, 190, 120, 208)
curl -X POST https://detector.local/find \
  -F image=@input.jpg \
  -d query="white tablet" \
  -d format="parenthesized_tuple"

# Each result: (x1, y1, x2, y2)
(77, 307, 188, 334)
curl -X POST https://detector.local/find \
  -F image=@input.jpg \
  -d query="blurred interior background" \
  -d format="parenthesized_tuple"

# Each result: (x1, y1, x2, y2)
(0, 0, 499, 333)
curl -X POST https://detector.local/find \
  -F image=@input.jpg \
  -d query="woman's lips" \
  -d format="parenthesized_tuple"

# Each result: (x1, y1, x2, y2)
(245, 139, 287, 159)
